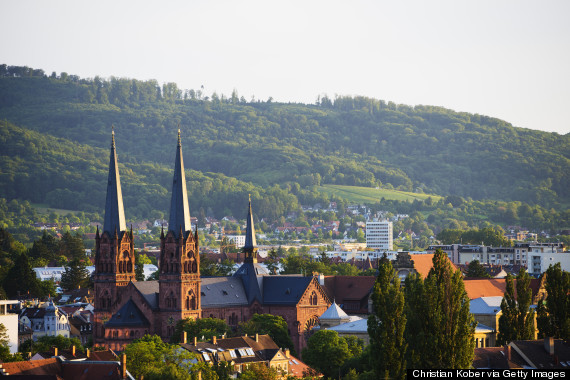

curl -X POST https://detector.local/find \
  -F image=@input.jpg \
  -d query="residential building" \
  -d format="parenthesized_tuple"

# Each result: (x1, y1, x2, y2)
(19, 300, 70, 341)
(0, 300, 19, 353)
(226, 234, 246, 248)
(179, 333, 302, 377)
(365, 219, 393, 250)
(473, 338, 570, 369)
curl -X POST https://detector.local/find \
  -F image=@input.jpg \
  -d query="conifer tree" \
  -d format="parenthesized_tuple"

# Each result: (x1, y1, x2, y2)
(515, 268, 535, 340)
(497, 274, 517, 345)
(60, 258, 90, 291)
(405, 249, 475, 369)
(3, 252, 39, 298)
(368, 256, 406, 379)
(539, 264, 570, 340)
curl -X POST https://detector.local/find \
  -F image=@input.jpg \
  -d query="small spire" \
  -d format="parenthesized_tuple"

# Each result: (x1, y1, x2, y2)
(243, 197, 257, 262)
(111, 125, 115, 147)
(177, 128, 181, 147)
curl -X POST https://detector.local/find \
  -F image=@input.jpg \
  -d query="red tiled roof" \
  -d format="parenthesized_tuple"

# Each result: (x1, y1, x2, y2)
(288, 354, 323, 378)
(322, 276, 375, 312)
(409, 254, 457, 279)
(464, 278, 543, 300)
(0, 358, 61, 376)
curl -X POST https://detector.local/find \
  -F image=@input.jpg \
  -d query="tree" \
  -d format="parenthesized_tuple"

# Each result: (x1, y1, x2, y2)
(368, 256, 406, 379)
(124, 334, 216, 380)
(3, 252, 40, 298)
(239, 363, 279, 380)
(134, 251, 145, 281)
(497, 274, 517, 345)
(171, 317, 231, 343)
(466, 260, 490, 278)
(538, 264, 570, 340)
(404, 249, 475, 369)
(265, 249, 280, 275)
(0, 323, 10, 360)
(515, 268, 536, 340)
(20, 335, 83, 355)
(302, 330, 352, 379)
(239, 314, 296, 356)
(60, 258, 90, 291)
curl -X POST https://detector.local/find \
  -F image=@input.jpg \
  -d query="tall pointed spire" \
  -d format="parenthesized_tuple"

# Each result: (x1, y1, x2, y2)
(168, 129, 191, 238)
(103, 127, 126, 235)
(243, 195, 257, 261)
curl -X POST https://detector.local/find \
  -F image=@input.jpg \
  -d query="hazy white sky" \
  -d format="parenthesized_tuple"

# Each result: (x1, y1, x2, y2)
(1, 0, 569, 134)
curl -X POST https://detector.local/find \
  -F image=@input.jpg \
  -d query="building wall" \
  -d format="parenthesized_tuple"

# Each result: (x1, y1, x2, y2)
(0, 300, 19, 353)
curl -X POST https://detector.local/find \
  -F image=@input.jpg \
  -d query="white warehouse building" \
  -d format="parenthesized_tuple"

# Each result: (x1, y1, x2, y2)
(366, 220, 393, 251)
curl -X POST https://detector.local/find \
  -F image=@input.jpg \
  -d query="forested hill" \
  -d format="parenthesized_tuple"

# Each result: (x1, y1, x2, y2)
(0, 64, 569, 209)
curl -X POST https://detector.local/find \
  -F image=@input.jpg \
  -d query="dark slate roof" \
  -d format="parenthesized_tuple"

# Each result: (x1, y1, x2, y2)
(262, 276, 312, 305)
(103, 130, 126, 235)
(233, 262, 268, 304)
(132, 281, 159, 309)
(168, 130, 191, 238)
(201, 277, 248, 308)
(243, 198, 256, 251)
(105, 299, 150, 328)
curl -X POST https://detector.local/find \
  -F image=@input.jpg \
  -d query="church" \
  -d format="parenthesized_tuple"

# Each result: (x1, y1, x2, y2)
(93, 131, 330, 353)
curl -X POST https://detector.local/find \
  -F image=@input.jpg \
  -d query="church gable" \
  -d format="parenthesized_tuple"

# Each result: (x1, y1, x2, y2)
(298, 277, 330, 307)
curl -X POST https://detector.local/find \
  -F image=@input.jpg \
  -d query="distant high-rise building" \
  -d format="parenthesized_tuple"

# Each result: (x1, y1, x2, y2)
(366, 220, 393, 250)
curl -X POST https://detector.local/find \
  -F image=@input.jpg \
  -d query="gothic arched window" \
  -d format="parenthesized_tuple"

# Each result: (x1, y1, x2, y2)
(310, 292, 317, 306)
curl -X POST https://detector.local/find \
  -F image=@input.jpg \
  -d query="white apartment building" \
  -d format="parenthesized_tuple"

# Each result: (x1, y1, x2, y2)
(226, 235, 246, 248)
(365, 220, 393, 251)
(0, 300, 19, 353)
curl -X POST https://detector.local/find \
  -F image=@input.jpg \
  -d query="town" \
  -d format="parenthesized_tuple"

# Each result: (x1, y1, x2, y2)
(0, 131, 569, 380)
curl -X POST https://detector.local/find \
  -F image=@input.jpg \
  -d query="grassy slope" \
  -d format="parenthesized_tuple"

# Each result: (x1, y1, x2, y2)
(317, 184, 443, 204)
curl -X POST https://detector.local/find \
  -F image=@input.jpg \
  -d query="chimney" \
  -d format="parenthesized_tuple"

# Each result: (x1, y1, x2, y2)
(544, 337, 554, 355)
(505, 345, 511, 361)
(53, 347, 58, 357)
(284, 348, 290, 358)
(121, 353, 127, 379)
(213, 336, 217, 345)
(71, 345, 76, 356)
(182, 331, 187, 344)
(255, 334, 259, 342)
(194, 336, 198, 346)
(86, 348, 90, 358)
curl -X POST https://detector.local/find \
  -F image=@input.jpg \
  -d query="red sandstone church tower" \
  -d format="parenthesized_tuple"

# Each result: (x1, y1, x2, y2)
(93, 130, 136, 345)
(159, 130, 201, 339)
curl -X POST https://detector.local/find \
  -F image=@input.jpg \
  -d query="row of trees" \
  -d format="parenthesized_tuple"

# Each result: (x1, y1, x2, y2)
(368, 250, 475, 379)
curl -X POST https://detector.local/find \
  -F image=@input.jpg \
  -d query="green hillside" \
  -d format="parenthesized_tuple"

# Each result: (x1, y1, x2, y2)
(318, 185, 443, 204)
(0, 64, 569, 229)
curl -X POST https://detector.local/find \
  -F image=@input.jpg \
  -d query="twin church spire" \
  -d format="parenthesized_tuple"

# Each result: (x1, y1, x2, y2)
(102, 129, 192, 238)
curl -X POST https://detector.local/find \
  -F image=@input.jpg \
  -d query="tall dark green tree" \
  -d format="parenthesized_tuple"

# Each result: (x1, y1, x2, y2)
(3, 252, 39, 298)
(497, 274, 518, 345)
(60, 258, 90, 291)
(368, 256, 406, 379)
(404, 249, 475, 369)
(466, 260, 491, 278)
(538, 264, 570, 340)
(515, 268, 536, 340)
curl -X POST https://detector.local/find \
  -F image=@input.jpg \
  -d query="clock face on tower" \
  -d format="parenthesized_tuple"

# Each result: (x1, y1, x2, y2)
(168, 316, 175, 326)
